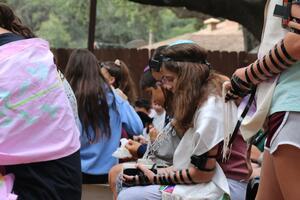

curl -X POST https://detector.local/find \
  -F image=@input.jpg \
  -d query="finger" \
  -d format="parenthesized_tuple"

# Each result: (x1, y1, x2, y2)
(225, 91, 238, 102)
(225, 94, 238, 102)
(123, 174, 134, 181)
(148, 124, 154, 129)
(137, 164, 152, 175)
(223, 81, 232, 91)
(133, 136, 139, 141)
(288, 20, 300, 31)
(128, 139, 134, 144)
(228, 88, 240, 98)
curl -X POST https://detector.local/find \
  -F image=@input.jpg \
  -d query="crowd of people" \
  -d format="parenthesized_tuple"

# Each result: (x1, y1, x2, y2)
(1, 1, 300, 200)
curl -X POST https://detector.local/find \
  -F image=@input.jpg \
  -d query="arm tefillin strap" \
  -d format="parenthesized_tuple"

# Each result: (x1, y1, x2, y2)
(246, 39, 296, 83)
(124, 168, 199, 186)
(190, 152, 217, 172)
(228, 75, 255, 99)
(274, 0, 300, 33)
(230, 37, 298, 100)
(152, 170, 194, 185)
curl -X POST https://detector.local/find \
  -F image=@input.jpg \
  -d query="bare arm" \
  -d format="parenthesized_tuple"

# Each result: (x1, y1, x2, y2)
(122, 145, 220, 186)
(226, 4, 300, 100)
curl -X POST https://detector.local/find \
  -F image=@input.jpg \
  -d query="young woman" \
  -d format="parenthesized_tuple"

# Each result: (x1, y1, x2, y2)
(100, 59, 137, 105)
(225, 1, 300, 199)
(0, 3, 81, 199)
(118, 43, 235, 200)
(64, 49, 143, 184)
(108, 68, 174, 200)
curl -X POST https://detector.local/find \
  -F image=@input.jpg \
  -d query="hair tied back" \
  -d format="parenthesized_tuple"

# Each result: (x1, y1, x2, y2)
(114, 59, 121, 66)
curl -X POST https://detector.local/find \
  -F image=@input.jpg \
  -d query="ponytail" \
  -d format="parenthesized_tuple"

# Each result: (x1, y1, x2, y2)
(101, 60, 137, 104)
(115, 59, 137, 104)
(0, 3, 35, 38)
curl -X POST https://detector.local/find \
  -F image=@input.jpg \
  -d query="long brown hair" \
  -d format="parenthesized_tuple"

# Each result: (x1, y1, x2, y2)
(100, 60, 137, 104)
(0, 3, 35, 38)
(161, 43, 227, 132)
(65, 49, 111, 142)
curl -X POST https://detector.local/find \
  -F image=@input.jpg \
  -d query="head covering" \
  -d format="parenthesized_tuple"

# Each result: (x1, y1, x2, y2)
(168, 40, 195, 47)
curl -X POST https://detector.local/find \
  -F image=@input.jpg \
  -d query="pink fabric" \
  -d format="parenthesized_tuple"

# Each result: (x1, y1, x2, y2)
(0, 38, 80, 165)
(0, 173, 17, 200)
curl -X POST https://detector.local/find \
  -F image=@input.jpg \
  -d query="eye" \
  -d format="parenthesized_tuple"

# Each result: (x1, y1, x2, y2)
(161, 75, 175, 83)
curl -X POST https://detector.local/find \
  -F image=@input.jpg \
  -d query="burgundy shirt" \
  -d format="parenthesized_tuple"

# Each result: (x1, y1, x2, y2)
(219, 134, 252, 181)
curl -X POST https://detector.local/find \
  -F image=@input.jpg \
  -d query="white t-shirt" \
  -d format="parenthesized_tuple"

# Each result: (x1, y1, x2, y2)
(152, 110, 166, 133)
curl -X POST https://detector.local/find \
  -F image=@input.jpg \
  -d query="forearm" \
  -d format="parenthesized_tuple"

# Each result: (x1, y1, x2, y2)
(152, 166, 215, 185)
(246, 33, 300, 85)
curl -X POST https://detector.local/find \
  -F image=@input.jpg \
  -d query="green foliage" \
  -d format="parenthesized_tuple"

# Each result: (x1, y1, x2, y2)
(5, 0, 199, 48)
(36, 14, 71, 48)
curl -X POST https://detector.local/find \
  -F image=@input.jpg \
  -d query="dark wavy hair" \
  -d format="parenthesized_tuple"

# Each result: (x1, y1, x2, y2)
(0, 3, 35, 38)
(161, 43, 227, 132)
(65, 49, 111, 142)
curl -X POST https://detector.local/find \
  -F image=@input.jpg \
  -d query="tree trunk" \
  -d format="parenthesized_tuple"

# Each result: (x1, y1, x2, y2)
(128, 0, 267, 41)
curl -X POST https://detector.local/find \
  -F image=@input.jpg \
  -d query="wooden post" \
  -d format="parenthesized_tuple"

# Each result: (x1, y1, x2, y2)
(88, 0, 97, 52)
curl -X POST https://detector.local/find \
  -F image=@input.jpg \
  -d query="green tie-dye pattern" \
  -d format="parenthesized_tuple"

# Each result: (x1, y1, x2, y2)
(0, 118, 13, 127)
(18, 80, 31, 97)
(41, 104, 58, 119)
(19, 110, 37, 125)
(0, 80, 62, 127)
(4, 81, 61, 110)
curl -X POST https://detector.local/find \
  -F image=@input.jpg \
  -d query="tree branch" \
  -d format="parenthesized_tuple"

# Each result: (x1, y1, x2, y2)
(129, 0, 267, 40)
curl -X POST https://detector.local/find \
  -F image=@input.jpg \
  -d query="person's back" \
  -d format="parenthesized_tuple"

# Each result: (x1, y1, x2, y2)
(0, 3, 81, 200)
(65, 49, 143, 184)
(80, 89, 143, 182)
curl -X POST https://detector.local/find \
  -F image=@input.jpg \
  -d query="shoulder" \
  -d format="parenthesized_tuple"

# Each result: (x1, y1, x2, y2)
(198, 95, 224, 116)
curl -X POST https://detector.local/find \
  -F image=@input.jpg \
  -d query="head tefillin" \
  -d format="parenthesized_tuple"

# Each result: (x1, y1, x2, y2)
(148, 40, 211, 72)
(274, 0, 300, 33)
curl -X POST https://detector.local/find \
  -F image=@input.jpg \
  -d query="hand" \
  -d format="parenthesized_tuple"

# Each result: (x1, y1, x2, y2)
(125, 139, 141, 158)
(225, 67, 254, 102)
(149, 127, 158, 142)
(133, 135, 147, 144)
(157, 166, 174, 176)
(122, 164, 155, 186)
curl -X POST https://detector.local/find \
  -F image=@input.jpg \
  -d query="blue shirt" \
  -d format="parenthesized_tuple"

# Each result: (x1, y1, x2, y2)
(80, 90, 143, 175)
(270, 62, 300, 114)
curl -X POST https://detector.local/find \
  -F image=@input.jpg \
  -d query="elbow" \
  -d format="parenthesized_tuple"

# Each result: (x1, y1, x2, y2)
(291, 41, 300, 60)
(189, 167, 215, 183)
(286, 33, 300, 60)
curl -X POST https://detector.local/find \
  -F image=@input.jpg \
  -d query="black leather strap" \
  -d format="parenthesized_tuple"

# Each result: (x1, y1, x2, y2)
(228, 87, 256, 147)
(281, 40, 297, 62)
(274, 43, 292, 67)
(268, 50, 286, 71)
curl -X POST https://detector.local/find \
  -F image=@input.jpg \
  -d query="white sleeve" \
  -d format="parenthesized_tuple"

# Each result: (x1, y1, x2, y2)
(191, 96, 225, 156)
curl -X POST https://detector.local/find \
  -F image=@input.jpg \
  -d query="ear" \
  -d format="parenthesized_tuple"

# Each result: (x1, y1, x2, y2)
(109, 77, 115, 85)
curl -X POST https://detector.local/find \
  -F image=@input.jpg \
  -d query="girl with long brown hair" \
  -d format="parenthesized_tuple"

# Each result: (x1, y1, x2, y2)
(118, 42, 235, 199)
(65, 49, 143, 184)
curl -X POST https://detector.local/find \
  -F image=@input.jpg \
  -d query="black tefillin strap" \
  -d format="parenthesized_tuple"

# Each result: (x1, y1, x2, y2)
(228, 86, 257, 147)
(229, 75, 255, 98)
(149, 54, 211, 72)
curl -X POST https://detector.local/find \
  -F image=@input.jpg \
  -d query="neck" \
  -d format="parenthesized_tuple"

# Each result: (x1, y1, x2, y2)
(0, 27, 10, 34)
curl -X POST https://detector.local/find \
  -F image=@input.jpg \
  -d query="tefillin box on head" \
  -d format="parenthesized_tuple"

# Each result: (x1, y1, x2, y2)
(274, 0, 300, 30)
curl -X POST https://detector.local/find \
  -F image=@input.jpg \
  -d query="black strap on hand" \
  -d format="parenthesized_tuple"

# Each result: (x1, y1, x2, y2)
(228, 87, 257, 147)
(229, 74, 255, 99)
